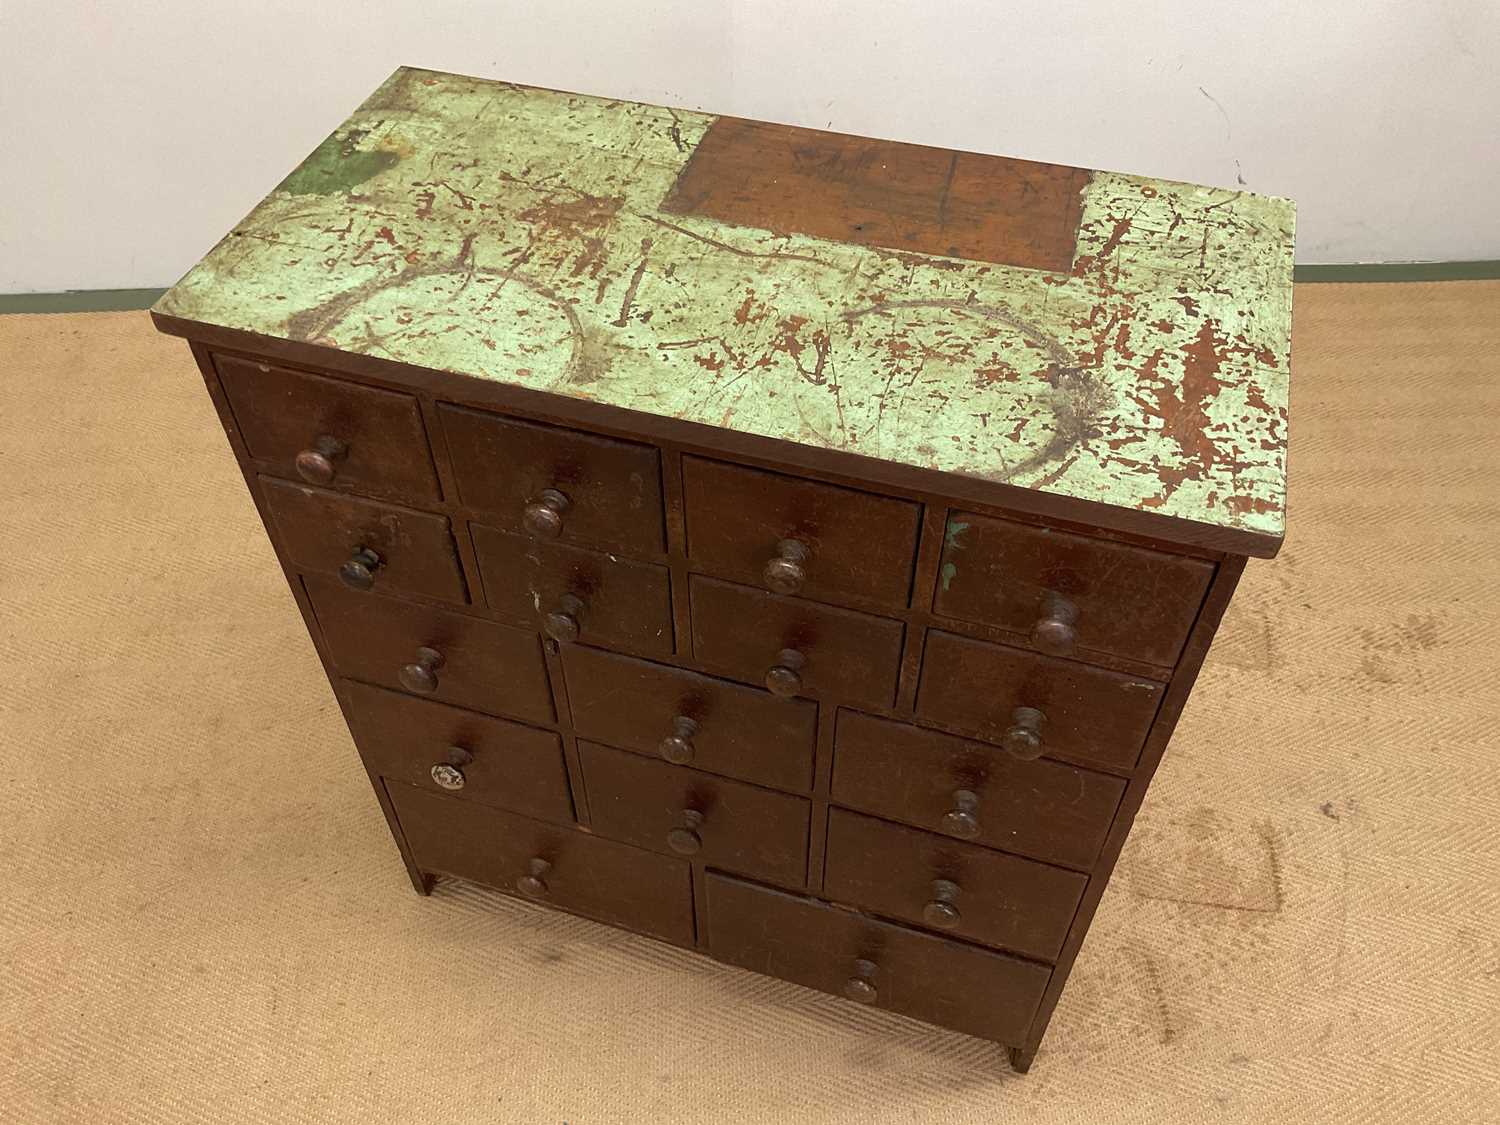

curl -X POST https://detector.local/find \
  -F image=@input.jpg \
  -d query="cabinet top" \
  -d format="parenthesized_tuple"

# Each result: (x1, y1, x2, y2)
(155, 66, 1294, 555)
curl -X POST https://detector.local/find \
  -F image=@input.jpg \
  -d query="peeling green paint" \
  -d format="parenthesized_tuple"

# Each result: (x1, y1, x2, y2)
(945, 520, 970, 551)
(156, 66, 1294, 541)
(939, 561, 958, 592)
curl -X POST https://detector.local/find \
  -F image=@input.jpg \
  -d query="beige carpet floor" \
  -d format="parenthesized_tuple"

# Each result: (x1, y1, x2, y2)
(2, 284, 1498, 1123)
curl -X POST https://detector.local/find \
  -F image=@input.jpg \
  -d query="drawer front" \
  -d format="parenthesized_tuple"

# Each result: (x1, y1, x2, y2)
(683, 456, 921, 608)
(690, 576, 904, 709)
(342, 681, 573, 824)
(936, 512, 1213, 667)
(705, 873, 1051, 1046)
(472, 524, 673, 657)
(439, 405, 664, 555)
(830, 711, 1124, 870)
(579, 741, 810, 888)
(917, 631, 1163, 772)
(262, 478, 467, 604)
(822, 809, 1086, 962)
(305, 576, 554, 725)
(389, 782, 694, 946)
(562, 646, 817, 792)
(217, 356, 440, 504)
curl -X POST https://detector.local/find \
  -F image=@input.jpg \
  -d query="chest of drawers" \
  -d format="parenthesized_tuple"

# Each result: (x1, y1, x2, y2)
(152, 67, 1293, 1073)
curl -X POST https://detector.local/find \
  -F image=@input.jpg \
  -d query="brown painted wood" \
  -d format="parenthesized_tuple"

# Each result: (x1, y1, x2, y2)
(936, 511, 1214, 666)
(830, 710, 1125, 871)
(704, 872, 1052, 1046)
(305, 575, 554, 725)
(341, 680, 574, 824)
(215, 355, 441, 504)
(822, 809, 1087, 962)
(439, 403, 665, 555)
(578, 741, 810, 889)
(916, 630, 1164, 772)
(682, 455, 921, 609)
(561, 645, 816, 792)
(471, 523, 674, 657)
(661, 117, 1091, 273)
(690, 576, 905, 708)
(260, 477, 468, 604)
(388, 781, 695, 946)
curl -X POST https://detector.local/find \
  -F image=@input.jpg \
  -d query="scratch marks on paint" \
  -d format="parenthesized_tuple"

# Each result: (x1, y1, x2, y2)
(156, 67, 1293, 540)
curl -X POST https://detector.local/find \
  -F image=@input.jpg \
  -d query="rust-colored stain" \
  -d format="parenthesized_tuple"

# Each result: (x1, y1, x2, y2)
(662, 117, 1090, 274)
(155, 67, 1296, 546)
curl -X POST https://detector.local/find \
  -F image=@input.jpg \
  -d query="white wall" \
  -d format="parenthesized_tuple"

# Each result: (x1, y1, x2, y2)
(2, 0, 1497, 292)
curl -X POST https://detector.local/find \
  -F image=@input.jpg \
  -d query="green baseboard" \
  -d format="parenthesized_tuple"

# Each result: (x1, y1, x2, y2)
(2, 262, 1498, 314)
(0, 288, 167, 314)
(1293, 260, 1500, 283)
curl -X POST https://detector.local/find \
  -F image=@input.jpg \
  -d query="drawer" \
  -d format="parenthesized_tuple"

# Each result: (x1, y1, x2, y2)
(305, 575, 554, 725)
(822, 809, 1086, 962)
(342, 680, 573, 824)
(262, 478, 467, 604)
(562, 646, 817, 792)
(830, 711, 1124, 870)
(683, 456, 921, 608)
(690, 576, 904, 709)
(216, 356, 440, 504)
(705, 873, 1050, 1046)
(388, 782, 694, 946)
(935, 512, 1214, 667)
(579, 741, 810, 888)
(917, 631, 1163, 773)
(439, 405, 664, 555)
(471, 524, 673, 657)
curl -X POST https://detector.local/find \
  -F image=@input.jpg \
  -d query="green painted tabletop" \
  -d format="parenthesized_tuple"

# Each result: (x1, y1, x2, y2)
(156, 66, 1294, 548)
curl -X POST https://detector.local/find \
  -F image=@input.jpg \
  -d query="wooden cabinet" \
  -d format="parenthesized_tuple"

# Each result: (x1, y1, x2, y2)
(154, 66, 1290, 1074)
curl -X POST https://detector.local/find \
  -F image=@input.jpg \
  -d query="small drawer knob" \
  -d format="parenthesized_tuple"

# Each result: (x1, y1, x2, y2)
(659, 716, 699, 765)
(1002, 706, 1046, 760)
(842, 957, 879, 1004)
(764, 648, 806, 698)
(294, 434, 347, 485)
(666, 809, 706, 855)
(338, 546, 382, 591)
(922, 878, 962, 929)
(763, 539, 810, 595)
(1032, 592, 1079, 656)
(940, 789, 981, 840)
(522, 488, 571, 539)
(398, 646, 445, 694)
(516, 857, 552, 899)
(429, 746, 473, 791)
(542, 593, 585, 644)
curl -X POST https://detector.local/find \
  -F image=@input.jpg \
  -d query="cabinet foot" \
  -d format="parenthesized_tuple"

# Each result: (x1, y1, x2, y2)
(1007, 1045, 1036, 1074)
(409, 870, 434, 896)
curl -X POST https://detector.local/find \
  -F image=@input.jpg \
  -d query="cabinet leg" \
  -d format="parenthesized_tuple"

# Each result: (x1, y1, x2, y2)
(409, 869, 434, 896)
(1007, 1045, 1036, 1074)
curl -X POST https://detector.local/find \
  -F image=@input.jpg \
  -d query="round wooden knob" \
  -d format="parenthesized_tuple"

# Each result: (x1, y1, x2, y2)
(398, 646, 445, 694)
(515, 857, 552, 898)
(522, 488, 571, 538)
(842, 958, 879, 1004)
(763, 539, 810, 595)
(429, 746, 472, 791)
(1032, 592, 1079, 655)
(542, 593, 585, 643)
(1002, 707, 1046, 760)
(294, 434, 347, 485)
(922, 878, 962, 929)
(764, 648, 806, 698)
(666, 809, 705, 855)
(338, 546, 382, 591)
(659, 716, 699, 765)
(940, 789, 981, 840)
